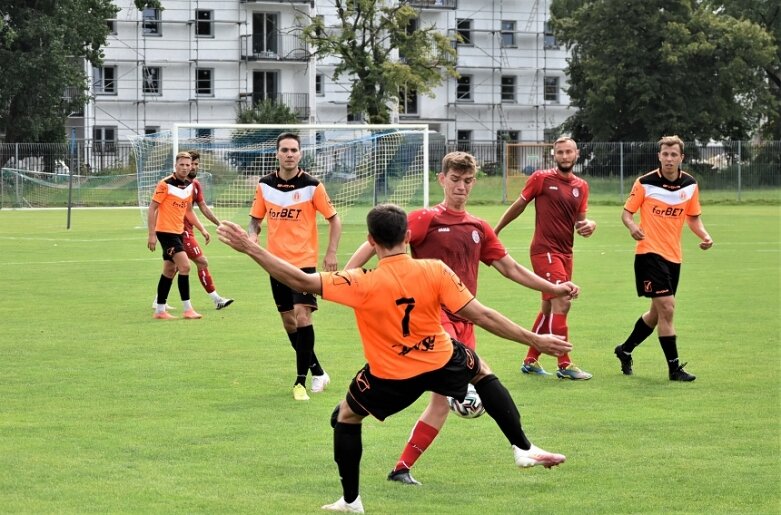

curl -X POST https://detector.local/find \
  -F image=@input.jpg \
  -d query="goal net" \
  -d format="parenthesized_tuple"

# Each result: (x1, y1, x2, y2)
(130, 123, 430, 224)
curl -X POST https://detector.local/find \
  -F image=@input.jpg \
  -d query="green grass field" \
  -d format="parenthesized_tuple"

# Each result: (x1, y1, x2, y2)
(1, 204, 779, 514)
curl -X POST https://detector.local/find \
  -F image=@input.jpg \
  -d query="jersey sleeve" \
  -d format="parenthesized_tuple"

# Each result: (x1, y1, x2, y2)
(624, 179, 645, 213)
(193, 179, 205, 204)
(478, 220, 508, 265)
(313, 183, 337, 219)
(438, 262, 475, 314)
(407, 208, 434, 247)
(520, 171, 543, 201)
(685, 185, 702, 216)
(249, 183, 267, 219)
(320, 269, 365, 308)
(151, 180, 168, 204)
(579, 180, 590, 214)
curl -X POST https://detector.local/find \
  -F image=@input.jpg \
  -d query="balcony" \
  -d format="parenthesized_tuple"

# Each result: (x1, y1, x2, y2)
(240, 0, 310, 3)
(239, 92, 310, 120)
(240, 31, 309, 61)
(407, 0, 457, 8)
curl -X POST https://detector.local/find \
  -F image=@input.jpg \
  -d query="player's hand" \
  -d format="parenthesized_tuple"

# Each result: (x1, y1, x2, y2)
(323, 253, 338, 272)
(556, 281, 580, 300)
(699, 236, 713, 250)
(218, 221, 255, 254)
(575, 219, 596, 237)
(532, 333, 573, 356)
(202, 230, 211, 245)
(628, 224, 645, 241)
(147, 235, 157, 252)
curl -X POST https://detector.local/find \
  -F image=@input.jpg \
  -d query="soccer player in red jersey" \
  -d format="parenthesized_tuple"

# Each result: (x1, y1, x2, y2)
(147, 151, 205, 320)
(494, 136, 597, 379)
(346, 151, 579, 486)
(217, 204, 571, 514)
(248, 132, 342, 401)
(615, 135, 713, 381)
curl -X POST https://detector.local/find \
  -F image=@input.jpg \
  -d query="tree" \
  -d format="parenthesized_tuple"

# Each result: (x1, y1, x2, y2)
(0, 0, 161, 144)
(301, 0, 457, 124)
(229, 99, 301, 174)
(550, 0, 776, 142)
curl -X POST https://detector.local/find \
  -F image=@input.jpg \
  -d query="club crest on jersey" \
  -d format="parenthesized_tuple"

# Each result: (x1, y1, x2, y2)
(572, 188, 580, 198)
(293, 191, 301, 202)
(472, 230, 480, 244)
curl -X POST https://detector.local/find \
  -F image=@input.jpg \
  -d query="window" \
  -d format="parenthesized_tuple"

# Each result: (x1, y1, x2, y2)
(543, 128, 559, 143)
(544, 21, 558, 49)
(315, 74, 324, 96)
(93, 126, 117, 154)
(196, 128, 213, 141)
(457, 130, 472, 151)
(252, 12, 279, 55)
(457, 75, 472, 101)
(501, 20, 516, 47)
(143, 66, 161, 95)
(93, 66, 116, 95)
(196, 68, 213, 96)
(252, 70, 278, 105)
(544, 76, 559, 102)
(501, 76, 516, 103)
(400, 17, 419, 61)
(399, 85, 418, 115)
(144, 126, 160, 136)
(196, 10, 213, 37)
(106, 19, 117, 35)
(497, 130, 520, 142)
(456, 19, 472, 45)
(143, 8, 161, 36)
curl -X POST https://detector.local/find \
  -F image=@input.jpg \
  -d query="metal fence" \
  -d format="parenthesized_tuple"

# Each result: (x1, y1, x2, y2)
(1, 139, 779, 210)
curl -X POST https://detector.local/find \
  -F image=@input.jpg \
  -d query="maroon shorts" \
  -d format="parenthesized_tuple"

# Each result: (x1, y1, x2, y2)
(530, 252, 573, 301)
(441, 311, 476, 350)
(182, 229, 203, 260)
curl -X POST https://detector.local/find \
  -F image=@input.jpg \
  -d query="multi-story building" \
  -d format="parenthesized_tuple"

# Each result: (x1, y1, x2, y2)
(70, 0, 572, 149)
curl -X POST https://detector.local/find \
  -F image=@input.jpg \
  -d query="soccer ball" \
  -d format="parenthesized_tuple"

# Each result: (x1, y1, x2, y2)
(448, 384, 485, 419)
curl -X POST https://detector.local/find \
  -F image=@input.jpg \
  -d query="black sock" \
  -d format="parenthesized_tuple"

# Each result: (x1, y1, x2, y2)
(177, 274, 190, 302)
(287, 332, 298, 351)
(621, 317, 655, 352)
(474, 374, 531, 450)
(659, 335, 679, 367)
(156, 275, 173, 305)
(296, 325, 315, 380)
(298, 325, 324, 375)
(334, 422, 362, 504)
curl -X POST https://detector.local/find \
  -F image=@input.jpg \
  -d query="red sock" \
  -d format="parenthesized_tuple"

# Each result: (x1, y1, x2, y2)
(549, 313, 571, 367)
(198, 268, 215, 294)
(394, 421, 439, 472)
(524, 312, 546, 363)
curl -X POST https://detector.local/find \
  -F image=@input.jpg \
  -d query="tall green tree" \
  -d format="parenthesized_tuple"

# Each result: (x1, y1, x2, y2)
(301, 0, 457, 124)
(0, 0, 160, 144)
(550, 0, 776, 142)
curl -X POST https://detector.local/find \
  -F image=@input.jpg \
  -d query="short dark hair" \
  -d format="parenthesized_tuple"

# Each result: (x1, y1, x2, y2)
(188, 150, 200, 161)
(276, 132, 300, 150)
(367, 204, 408, 248)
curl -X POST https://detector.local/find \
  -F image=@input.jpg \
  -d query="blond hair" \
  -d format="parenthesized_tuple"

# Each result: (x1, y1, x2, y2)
(441, 151, 477, 175)
(553, 136, 578, 149)
(175, 151, 193, 162)
(658, 135, 684, 153)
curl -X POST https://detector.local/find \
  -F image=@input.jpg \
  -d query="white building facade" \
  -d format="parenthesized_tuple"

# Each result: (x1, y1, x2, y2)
(72, 0, 572, 147)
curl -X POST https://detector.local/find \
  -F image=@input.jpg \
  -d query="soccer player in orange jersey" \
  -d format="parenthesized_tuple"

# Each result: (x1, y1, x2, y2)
(615, 135, 713, 381)
(248, 132, 342, 401)
(345, 152, 579, 486)
(218, 204, 571, 514)
(494, 136, 597, 380)
(147, 151, 207, 320)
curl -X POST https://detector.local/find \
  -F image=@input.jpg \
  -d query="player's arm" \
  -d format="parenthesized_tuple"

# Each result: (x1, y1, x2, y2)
(186, 206, 210, 244)
(247, 216, 262, 244)
(575, 212, 596, 237)
(493, 196, 529, 235)
(219, 221, 322, 294)
(197, 200, 220, 226)
(490, 255, 579, 299)
(686, 215, 713, 250)
(323, 214, 342, 272)
(621, 209, 644, 241)
(344, 241, 376, 269)
(147, 201, 159, 251)
(456, 298, 572, 356)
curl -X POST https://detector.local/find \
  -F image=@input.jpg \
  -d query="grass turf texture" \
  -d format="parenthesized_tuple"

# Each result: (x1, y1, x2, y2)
(0, 204, 778, 514)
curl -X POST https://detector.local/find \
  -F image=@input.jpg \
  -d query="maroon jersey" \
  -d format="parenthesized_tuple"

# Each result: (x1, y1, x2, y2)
(183, 178, 205, 233)
(521, 169, 589, 255)
(407, 203, 507, 321)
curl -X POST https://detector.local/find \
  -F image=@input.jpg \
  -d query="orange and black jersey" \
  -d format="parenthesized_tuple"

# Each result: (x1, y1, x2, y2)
(151, 175, 194, 234)
(250, 169, 337, 268)
(321, 255, 475, 380)
(624, 168, 701, 263)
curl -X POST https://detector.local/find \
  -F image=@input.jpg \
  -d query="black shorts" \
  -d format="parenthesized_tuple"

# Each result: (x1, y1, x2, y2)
(634, 253, 681, 297)
(345, 340, 481, 421)
(156, 232, 185, 262)
(269, 267, 318, 312)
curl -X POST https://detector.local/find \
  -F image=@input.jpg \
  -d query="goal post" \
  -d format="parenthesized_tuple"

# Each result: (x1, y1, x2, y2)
(130, 123, 430, 224)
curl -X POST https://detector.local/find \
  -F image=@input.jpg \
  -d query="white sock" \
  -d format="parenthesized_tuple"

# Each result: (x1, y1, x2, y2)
(209, 291, 221, 302)
(183, 300, 193, 311)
